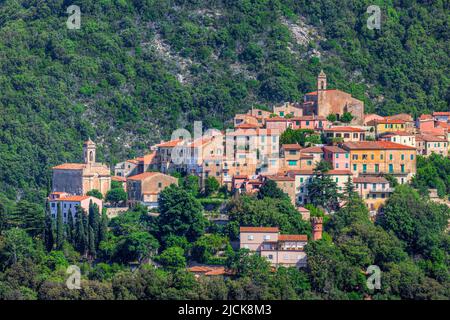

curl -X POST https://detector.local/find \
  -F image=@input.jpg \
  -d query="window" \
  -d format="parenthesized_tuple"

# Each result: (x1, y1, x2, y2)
(353, 164, 357, 171)
(401, 164, 405, 173)
(280, 111, 284, 116)
(51, 203, 55, 208)
(158, 182, 162, 188)
(363, 164, 367, 172)
(264, 235, 271, 241)
(289, 150, 297, 155)
(410, 154, 414, 160)
(307, 160, 312, 166)
(389, 164, 393, 173)
(288, 160, 297, 166)
(362, 154, 368, 160)
(336, 153, 339, 158)
(268, 254, 273, 260)
(352, 155, 358, 160)
(345, 153, 349, 159)
(372, 183, 376, 190)
(336, 163, 339, 169)
(247, 235, 254, 240)
(375, 164, 379, 173)
(389, 154, 393, 160)
(306, 121, 310, 126)
(401, 154, 405, 160)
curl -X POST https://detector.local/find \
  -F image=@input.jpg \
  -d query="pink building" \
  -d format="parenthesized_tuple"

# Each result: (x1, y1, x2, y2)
(265, 117, 290, 132)
(239, 227, 310, 268)
(323, 146, 350, 170)
(289, 116, 327, 130)
(417, 114, 435, 132)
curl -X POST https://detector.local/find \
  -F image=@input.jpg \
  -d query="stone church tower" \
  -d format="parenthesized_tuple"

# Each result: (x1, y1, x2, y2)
(317, 69, 327, 91)
(83, 138, 96, 164)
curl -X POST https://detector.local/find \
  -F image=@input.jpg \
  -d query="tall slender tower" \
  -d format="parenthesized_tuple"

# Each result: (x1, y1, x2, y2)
(83, 138, 96, 164)
(317, 70, 327, 91)
(311, 217, 323, 241)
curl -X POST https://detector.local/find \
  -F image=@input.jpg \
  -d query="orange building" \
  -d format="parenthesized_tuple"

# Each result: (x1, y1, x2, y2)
(342, 141, 416, 184)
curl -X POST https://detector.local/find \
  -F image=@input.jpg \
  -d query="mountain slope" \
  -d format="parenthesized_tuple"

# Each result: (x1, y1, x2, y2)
(0, 0, 448, 201)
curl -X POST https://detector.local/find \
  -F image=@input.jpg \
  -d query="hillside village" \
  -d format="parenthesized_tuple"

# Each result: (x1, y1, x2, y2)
(48, 71, 450, 272)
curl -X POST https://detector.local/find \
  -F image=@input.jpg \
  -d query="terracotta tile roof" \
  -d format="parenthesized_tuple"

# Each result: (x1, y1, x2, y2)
(282, 144, 302, 150)
(343, 141, 416, 150)
(287, 170, 314, 175)
(265, 116, 288, 122)
(278, 234, 308, 241)
(127, 172, 160, 181)
(226, 128, 280, 136)
(135, 153, 156, 164)
(353, 176, 389, 184)
(385, 114, 414, 122)
(111, 176, 127, 182)
(299, 154, 314, 159)
(324, 126, 365, 132)
(323, 146, 347, 153)
(416, 134, 448, 142)
(52, 163, 86, 170)
(371, 119, 406, 124)
(240, 226, 279, 233)
(235, 123, 259, 129)
(325, 170, 352, 175)
(300, 146, 323, 153)
(435, 121, 449, 129)
(419, 114, 433, 120)
(56, 195, 90, 202)
(267, 175, 295, 181)
(297, 206, 310, 213)
(156, 139, 183, 148)
(433, 112, 450, 116)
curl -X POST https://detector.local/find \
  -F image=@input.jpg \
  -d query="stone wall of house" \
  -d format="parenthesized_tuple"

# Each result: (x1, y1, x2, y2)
(52, 170, 83, 195)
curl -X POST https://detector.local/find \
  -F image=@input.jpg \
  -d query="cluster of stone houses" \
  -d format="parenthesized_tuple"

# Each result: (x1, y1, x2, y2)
(47, 71, 449, 270)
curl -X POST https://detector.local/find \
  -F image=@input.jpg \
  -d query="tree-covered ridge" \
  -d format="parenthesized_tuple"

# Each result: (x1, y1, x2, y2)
(0, 0, 448, 202)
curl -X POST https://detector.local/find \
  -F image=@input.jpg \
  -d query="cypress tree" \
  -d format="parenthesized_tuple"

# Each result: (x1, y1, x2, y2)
(88, 226, 96, 258)
(56, 202, 65, 249)
(75, 207, 87, 255)
(88, 201, 100, 246)
(43, 208, 55, 251)
(66, 208, 74, 244)
(98, 209, 109, 244)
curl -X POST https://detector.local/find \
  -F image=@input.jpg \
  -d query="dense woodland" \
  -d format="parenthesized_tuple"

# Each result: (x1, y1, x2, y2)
(0, 0, 448, 202)
(0, 1, 448, 300)
(0, 176, 449, 300)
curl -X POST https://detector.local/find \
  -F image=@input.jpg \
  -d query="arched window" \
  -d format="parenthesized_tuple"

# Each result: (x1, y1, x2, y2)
(321, 81, 325, 90)
(89, 150, 94, 162)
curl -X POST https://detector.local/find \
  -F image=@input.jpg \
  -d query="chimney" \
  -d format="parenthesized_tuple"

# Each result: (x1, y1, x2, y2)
(311, 217, 323, 241)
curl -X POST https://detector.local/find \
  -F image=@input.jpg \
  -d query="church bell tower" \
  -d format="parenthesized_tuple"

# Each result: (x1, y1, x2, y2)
(83, 138, 96, 164)
(317, 70, 327, 91)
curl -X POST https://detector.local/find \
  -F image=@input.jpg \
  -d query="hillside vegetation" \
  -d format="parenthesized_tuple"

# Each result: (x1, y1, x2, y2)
(0, 0, 448, 201)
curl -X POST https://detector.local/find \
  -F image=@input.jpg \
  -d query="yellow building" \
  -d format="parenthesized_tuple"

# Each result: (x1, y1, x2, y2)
(342, 141, 416, 184)
(353, 176, 393, 219)
(368, 119, 407, 136)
